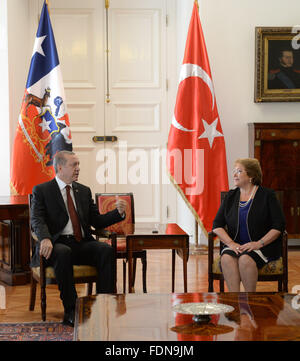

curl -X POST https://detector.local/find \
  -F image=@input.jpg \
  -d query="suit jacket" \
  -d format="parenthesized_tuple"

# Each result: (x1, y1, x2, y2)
(30, 178, 123, 266)
(212, 186, 286, 260)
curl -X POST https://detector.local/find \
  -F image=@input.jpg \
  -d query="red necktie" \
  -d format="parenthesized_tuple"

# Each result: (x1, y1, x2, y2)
(65, 185, 82, 242)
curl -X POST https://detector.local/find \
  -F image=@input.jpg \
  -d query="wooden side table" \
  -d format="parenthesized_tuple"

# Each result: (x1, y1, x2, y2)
(126, 223, 189, 293)
(0, 196, 30, 285)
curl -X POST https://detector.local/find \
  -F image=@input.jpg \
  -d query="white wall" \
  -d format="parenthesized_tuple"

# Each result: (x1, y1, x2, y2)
(175, 0, 300, 245)
(0, 0, 30, 196)
(0, 1, 10, 195)
(8, 0, 31, 159)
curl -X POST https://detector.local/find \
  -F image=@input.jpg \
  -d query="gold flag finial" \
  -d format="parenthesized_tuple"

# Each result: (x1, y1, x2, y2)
(45, 0, 50, 15)
(105, 0, 110, 9)
(195, 0, 199, 9)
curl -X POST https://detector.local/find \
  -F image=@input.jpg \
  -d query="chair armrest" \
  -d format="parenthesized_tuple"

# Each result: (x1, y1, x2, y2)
(92, 228, 117, 251)
(92, 228, 115, 238)
(31, 231, 38, 242)
(208, 231, 217, 274)
(208, 231, 216, 248)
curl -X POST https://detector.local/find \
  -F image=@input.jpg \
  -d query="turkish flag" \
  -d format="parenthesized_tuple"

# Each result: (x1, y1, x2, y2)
(167, 3, 229, 236)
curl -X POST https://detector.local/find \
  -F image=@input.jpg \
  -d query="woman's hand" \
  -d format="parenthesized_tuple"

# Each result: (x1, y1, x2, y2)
(239, 241, 261, 253)
(228, 241, 243, 255)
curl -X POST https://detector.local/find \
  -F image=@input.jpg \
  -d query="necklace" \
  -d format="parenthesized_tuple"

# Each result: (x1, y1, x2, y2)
(239, 185, 257, 208)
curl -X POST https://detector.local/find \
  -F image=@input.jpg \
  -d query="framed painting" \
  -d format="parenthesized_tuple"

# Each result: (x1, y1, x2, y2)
(254, 26, 300, 102)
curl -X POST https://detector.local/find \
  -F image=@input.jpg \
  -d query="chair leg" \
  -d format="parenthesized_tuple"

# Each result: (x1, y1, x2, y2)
(283, 278, 288, 293)
(220, 279, 225, 292)
(40, 283, 46, 322)
(141, 254, 147, 293)
(87, 282, 93, 296)
(208, 276, 214, 292)
(29, 276, 37, 311)
(278, 280, 282, 292)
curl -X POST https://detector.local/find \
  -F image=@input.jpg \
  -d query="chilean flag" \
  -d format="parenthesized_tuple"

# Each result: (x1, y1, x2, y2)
(10, 0, 72, 195)
(167, 2, 229, 236)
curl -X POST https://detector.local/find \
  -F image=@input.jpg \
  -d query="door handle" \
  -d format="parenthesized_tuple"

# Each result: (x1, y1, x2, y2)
(92, 136, 118, 143)
(291, 207, 294, 216)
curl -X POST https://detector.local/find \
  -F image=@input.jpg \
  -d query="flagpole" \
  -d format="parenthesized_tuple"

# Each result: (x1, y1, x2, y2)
(190, 221, 208, 255)
(192, 0, 208, 256)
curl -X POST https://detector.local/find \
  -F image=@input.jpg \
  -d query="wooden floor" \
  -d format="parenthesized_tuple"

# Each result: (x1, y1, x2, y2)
(1, 248, 300, 323)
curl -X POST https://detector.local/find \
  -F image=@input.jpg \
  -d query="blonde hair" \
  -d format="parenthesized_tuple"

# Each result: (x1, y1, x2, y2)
(234, 158, 262, 185)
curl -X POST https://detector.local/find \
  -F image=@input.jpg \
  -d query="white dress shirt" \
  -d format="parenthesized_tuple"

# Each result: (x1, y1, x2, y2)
(55, 176, 84, 237)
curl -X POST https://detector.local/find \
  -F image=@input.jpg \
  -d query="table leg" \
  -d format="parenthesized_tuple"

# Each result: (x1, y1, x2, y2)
(128, 249, 134, 293)
(182, 247, 187, 293)
(172, 249, 175, 293)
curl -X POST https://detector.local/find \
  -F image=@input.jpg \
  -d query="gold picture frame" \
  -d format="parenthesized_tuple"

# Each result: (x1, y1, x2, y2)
(254, 26, 300, 102)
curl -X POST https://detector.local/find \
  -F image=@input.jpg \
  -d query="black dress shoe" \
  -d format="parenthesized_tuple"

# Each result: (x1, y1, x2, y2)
(63, 309, 75, 327)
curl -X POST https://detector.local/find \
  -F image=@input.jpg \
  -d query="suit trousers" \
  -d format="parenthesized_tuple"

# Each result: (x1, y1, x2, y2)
(48, 236, 115, 310)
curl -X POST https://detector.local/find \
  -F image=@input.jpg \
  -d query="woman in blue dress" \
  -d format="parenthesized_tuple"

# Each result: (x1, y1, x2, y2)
(212, 158, 285, 292)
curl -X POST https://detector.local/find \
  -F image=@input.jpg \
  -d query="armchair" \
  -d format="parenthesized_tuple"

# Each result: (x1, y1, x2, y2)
(28, 195, 117, 321)
(95, 192, 147, 293)
(208, 191, 288, 292)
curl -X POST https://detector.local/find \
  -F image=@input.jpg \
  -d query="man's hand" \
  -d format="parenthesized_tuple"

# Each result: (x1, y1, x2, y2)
(40, 238, 53, 260)
(115, 196, 127, 217)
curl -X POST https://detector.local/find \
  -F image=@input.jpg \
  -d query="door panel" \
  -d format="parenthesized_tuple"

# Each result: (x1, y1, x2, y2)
(105, 0, 168, 222)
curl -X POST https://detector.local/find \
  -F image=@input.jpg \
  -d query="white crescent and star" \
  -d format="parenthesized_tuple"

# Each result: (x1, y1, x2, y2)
(171, 63, 224, 148)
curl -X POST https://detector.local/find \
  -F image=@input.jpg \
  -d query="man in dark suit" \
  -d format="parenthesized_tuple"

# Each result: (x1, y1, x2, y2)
(31, 150, 126, 326)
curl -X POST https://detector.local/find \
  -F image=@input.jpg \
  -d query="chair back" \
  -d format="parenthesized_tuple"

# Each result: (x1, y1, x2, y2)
(95, 193, 135, 235)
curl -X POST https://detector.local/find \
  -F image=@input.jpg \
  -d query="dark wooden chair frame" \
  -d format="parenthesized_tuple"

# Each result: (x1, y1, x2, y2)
(208, 191, 288, 292)
(28, 195, 117, 321)
(95, 192, 147, 293)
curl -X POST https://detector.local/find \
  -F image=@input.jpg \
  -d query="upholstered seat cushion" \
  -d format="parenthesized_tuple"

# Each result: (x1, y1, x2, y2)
(32, 265, 98, 279)
(212, 256, 283, 275)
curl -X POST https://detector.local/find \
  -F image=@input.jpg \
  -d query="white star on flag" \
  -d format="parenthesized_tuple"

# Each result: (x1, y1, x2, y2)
(198, 118, 224, 148)
(39, 118, 51, 132)
(32, 35, 47, 57)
